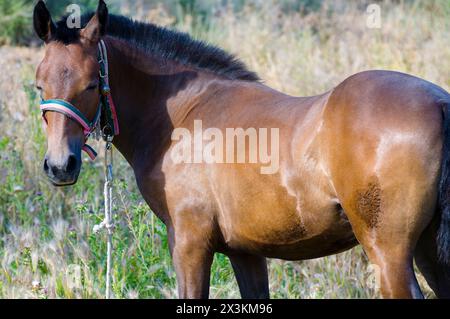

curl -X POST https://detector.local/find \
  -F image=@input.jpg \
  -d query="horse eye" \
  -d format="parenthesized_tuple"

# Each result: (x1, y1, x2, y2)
(36, 86, 43, 100)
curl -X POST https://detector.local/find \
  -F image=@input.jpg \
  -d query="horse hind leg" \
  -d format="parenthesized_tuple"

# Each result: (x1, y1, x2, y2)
(341, 174, 437, 299)
(416, 100, 450, 299)
(415, 217, 450, 298)
(363, 240, 423, 299)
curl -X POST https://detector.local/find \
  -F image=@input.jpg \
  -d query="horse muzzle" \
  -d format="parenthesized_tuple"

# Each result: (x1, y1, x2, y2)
(43, 153, 81, 186)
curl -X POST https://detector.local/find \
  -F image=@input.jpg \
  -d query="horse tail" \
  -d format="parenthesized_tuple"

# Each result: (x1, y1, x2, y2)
(438, 100, 450, 265)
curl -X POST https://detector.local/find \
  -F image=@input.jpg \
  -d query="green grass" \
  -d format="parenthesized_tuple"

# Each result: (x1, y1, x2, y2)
(0, 0, 33, 45)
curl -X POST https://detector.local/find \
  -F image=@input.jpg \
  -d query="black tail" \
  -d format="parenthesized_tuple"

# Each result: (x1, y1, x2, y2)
(438, 101, 450, 265)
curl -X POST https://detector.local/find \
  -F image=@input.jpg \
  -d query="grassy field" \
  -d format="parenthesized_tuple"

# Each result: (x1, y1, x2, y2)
(0, 0, 449, 299)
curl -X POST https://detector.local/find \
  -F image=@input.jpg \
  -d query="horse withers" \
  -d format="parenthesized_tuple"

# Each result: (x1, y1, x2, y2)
(33, 0, 450, 298)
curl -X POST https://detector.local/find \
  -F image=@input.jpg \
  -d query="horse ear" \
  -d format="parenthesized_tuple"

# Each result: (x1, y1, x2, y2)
(33, 0, 56, 43)
(80, 0, 108, 44)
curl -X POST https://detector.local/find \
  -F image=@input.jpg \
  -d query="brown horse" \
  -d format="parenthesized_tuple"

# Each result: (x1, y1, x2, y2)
(33, 1, 450, 299)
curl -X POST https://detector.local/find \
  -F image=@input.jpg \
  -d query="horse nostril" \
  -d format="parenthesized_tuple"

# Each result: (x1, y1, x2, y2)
(43, 158, 49, 173)
(66, 155, 78, 173)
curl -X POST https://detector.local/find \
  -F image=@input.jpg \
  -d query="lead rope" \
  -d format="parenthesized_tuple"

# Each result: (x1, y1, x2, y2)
(104, 136, 114, 299)
(93, 135, 115, 299)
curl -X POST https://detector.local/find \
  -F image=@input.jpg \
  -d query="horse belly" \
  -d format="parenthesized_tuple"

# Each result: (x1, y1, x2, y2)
(215, 173, 357, 260)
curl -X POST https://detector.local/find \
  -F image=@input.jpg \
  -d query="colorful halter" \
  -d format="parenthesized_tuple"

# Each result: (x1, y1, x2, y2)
(40, 40, 120, 160)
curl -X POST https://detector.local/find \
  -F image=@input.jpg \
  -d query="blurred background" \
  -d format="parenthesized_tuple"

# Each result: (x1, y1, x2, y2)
(0, 0, 449, 298)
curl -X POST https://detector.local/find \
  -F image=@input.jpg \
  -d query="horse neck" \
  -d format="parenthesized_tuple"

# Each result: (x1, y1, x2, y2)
(104, 36, 213, 171)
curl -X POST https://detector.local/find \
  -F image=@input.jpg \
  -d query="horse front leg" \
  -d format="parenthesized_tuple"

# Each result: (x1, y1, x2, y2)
(228, 252, 270, 299)
(168, 224, 215, 299)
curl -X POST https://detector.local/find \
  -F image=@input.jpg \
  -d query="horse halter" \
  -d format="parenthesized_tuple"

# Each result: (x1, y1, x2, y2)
(40, 40, 120, 160)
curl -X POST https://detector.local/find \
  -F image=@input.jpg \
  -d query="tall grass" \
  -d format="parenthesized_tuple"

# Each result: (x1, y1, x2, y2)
(0, 0, 326, 45)
(0, 0, 33, 45)
(1, 0, 448, 298)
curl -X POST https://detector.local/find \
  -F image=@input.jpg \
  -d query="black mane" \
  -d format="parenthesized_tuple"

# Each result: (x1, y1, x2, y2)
(53, 13, 260, 82)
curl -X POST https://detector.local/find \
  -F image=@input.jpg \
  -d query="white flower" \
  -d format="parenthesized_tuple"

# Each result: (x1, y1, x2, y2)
(32, 280, 40, 289)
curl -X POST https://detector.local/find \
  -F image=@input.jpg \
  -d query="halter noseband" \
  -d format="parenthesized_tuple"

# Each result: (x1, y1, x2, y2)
(40, 40, 120, 160)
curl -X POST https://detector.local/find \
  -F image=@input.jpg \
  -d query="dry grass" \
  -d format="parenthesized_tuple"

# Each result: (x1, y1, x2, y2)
(0, 0, 448, 298)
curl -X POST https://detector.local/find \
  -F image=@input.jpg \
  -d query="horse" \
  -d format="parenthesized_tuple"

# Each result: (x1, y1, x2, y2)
(33, 0, 450, 299)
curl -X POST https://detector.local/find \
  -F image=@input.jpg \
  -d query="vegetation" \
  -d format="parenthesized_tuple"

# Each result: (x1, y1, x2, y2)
(0, 0, 326, 45)
(0, 0, 448, 298)
(0, 0, 33, 45)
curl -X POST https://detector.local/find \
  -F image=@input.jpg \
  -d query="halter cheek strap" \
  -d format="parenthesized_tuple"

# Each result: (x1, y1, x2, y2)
(39, 40, 119, 160)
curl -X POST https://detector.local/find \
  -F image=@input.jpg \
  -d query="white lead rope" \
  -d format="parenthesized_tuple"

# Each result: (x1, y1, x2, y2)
(93, 137, 115, 299)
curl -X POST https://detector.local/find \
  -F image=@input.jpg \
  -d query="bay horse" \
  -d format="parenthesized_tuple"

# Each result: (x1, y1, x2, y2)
(33, 0, 450, 299)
